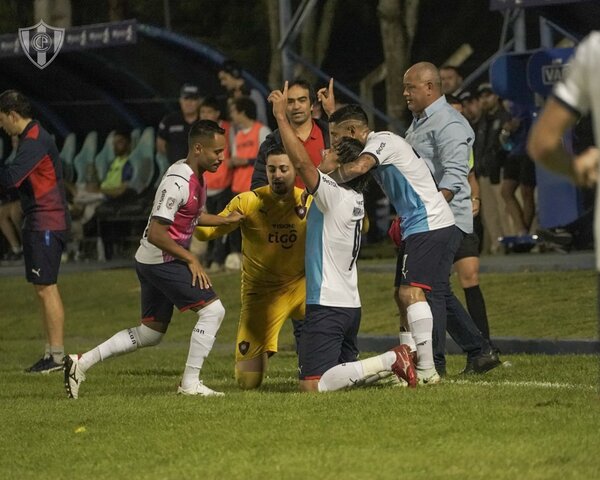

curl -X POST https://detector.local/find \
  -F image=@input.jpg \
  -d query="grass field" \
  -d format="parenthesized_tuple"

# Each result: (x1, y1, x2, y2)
(0, 264, 598, 479)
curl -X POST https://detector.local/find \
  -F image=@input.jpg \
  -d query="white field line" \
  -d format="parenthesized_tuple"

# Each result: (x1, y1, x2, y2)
(448, 379, 597, 391)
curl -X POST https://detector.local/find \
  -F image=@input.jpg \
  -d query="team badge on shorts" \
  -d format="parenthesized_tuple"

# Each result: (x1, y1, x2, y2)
(19, 21, 65, 69)
(238, 341, 250, 356)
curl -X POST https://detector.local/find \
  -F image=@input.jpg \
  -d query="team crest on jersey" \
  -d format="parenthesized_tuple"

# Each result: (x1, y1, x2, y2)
(238, 341, 250, 355)
(166, 197, 176, 209)
(295, 205, 307, 219)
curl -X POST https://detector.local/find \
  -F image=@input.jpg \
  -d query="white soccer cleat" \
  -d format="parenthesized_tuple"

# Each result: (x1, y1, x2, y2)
(64, 354, 86, 399)
(417, 368, 441, 386)
(177, 381, 224, 397)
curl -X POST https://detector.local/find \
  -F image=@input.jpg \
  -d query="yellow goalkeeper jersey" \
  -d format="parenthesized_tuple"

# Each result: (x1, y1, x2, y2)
(195, 186, 311, 289)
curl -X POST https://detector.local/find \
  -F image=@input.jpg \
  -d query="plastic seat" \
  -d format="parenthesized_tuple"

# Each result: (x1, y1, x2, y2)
(154, 151, 170, 188)
(94, 131, 115, 181)
(130, 128, 141, 149)
(60, 133, 77, 183)
(128, 127, 155, 194)
(73, 132, 98, 184)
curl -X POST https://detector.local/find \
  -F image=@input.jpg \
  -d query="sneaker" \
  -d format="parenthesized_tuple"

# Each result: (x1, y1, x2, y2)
(390, 344, 417, 388)
(25, 356, 63, 374)
(417, 368, 441, 385)
(177, 381, 224, 397)
(64, 354, 86, 399)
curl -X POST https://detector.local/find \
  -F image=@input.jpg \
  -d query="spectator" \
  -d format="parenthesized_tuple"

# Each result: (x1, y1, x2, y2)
(251, 78, 329, 190)
(218, 60, 268, 126)
(68, 131, 135, 261)
(0, 89, 70, 373)
(440, 65, 464, 95)
(198, 96, 234, 272)
(157, 84, 201, 165)
(477, 83, 512, 252)
(500, 100, 536, 236)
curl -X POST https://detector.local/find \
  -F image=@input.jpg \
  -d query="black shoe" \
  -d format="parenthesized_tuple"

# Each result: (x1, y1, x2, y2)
(25, 356, 63, 374)
(461, 351, 501, 375)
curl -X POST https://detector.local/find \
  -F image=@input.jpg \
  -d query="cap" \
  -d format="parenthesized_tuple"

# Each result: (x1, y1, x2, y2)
(180, 84, 200, 99)
(458, 90, 474, 102)
(477, 82, 494, 95)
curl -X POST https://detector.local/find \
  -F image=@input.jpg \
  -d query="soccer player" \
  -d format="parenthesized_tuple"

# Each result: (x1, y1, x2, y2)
(0, 90, 70, 374)
(63, 120, 243, 399)
(318, 84, 456, 384)
(194, 145, 310, 389)
(527, 31, 600, 309)
(269, 82, 417, 392)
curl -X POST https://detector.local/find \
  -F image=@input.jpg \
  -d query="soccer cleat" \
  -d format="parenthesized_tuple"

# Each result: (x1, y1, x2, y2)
(64, 354, 86, 399)
(25, 356, 63, 374)
(390, 344, 417, 388)
(177, 381, 224, 397)
(417, 368, 442, 385)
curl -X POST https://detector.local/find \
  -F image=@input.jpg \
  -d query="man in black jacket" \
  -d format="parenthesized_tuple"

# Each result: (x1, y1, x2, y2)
(251, 79, 329, 189)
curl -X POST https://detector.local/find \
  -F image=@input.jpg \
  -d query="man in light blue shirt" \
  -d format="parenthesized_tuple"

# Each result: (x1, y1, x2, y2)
(403, 62, 500, 376)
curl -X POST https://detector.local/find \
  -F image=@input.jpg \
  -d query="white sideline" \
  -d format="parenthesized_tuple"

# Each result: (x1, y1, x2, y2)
(448, 379, 596, 391)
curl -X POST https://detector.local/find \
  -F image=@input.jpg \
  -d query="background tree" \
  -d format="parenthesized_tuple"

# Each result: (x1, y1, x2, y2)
(377, 0, 419, 128)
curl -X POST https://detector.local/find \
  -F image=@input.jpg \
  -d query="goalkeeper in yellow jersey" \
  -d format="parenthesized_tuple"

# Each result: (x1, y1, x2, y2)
(194, 145, 311, 389)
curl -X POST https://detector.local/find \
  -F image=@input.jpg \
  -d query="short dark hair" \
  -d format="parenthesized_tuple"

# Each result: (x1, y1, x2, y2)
(289, 78, 316, 105)
(0, 90, 32, 118)
(220, 60, 242, 79)
(232, 97, 257, 121)
(200, 96, 221, 112)
(266, 144, 286, 158)
(113, 129, 131, 140)
(329, 104, 368, 125)
(188, 120, 226, 147)
(336, 137, 370, 194)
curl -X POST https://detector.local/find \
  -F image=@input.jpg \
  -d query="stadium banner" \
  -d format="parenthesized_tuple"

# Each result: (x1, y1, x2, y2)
(0, 19, 137, 59)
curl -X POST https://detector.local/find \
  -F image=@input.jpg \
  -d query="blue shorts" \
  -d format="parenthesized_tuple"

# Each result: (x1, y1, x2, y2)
(394, 226, 455, 291)
(23, 230, 67, 284)
(298, 304, 361, 380)
(135, 260, 218, 324)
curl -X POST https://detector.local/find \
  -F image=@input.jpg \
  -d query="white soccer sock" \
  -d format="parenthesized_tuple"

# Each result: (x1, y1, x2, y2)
(49, 345, 64, 364)
(399, 331, 417, 353)
(181, 300, 225, 389)
(79, 324, 163, 372)
(407, 301, 434, 371)
(317, 351, 396, 392)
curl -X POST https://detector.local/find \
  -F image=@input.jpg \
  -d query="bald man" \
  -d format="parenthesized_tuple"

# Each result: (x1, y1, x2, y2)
(402, 62, 500, 376)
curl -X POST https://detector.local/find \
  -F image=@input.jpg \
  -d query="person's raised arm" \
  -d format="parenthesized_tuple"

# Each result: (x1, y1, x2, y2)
(269, 82, 320, 192)
(317, 78, 336, 118)
(327, 153, 376, 185)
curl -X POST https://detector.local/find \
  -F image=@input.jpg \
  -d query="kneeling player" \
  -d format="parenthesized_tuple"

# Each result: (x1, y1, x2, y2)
(269, 83, 417, 392)
(195, 146, 310, 389)
(63, 120, 242, 399)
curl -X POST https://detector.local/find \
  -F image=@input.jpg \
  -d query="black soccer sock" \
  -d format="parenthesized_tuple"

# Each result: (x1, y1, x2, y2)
(464, 285, 490, 340)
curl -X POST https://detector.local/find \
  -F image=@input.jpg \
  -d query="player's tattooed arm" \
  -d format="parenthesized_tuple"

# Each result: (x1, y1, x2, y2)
(328, 153, 376, 184)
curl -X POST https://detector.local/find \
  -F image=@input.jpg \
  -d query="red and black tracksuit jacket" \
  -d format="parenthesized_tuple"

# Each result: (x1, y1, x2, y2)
(0, 121, 70, 231)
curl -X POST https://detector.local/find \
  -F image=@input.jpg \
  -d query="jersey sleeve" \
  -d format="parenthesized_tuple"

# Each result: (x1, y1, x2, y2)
(553, 34, 594, 116)
(361, 132, 394, 166)
(194, 192, 249, 240)
(151, 173, 188, 224)
(311, 171, 345, 213)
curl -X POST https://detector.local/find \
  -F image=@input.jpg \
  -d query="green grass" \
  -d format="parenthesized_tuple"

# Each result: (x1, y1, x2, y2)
(0, 265, 598, 479)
